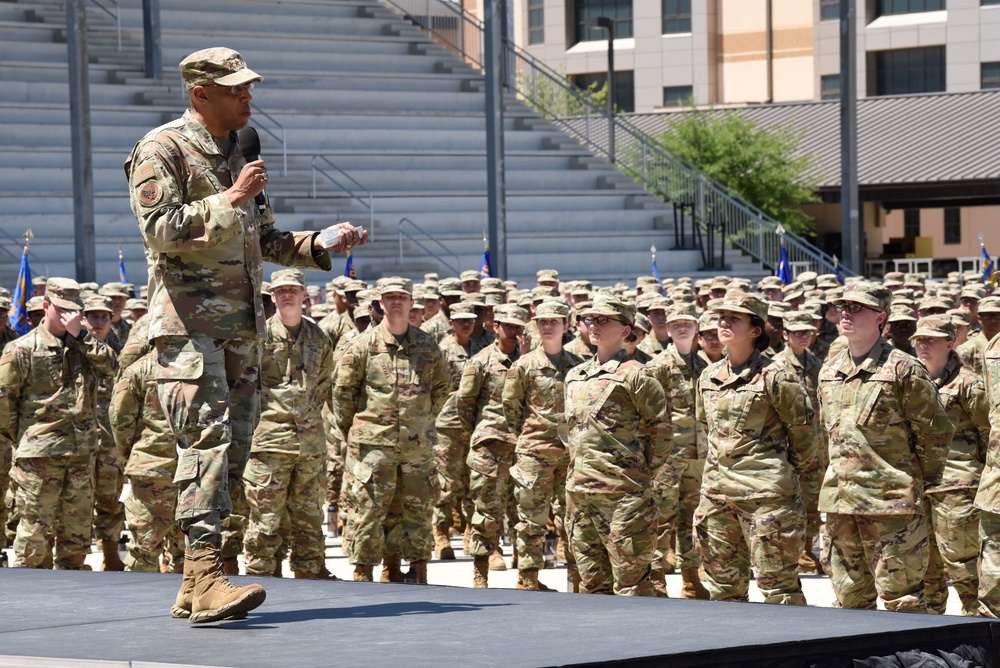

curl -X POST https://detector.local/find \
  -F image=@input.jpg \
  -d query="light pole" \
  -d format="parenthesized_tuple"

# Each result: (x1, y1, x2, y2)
(584, 16, 615, 162)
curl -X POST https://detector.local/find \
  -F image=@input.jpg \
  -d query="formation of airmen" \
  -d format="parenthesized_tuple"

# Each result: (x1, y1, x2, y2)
(4, 264, 1000, 618)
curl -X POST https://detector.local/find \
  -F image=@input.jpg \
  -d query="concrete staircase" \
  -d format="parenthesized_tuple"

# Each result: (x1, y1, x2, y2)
(0, 0, 764, 287)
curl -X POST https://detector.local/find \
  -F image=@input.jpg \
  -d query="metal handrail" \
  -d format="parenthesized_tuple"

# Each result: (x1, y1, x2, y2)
(87, 0, 120, 51)
(249, 103, 287, 176)
(310, 155, 374, 238)
(378, 0, 854, 278)
(398, 217, 460, 276)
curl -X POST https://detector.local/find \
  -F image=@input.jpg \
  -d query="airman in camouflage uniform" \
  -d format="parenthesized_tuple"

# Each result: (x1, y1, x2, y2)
(0, 295, 17, 555)
(125, 47, 363, 622)
(456, 304, 527, 587)
(100, 282, 133, 344)
(503, 301, 583, 591)
(818, 283, 954, 613)
(695, 293, 816, 605)
(957, 296, 1000, 376)
(0, 278, 117, 569)
(332, 277, 449, 583)
(976, 325, 1000, 617)
(565, 297, 671, 596)
(244, 269, 334, 579)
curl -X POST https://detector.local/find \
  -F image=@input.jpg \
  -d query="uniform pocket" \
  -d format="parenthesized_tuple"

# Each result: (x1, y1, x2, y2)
(156, 351, 203, 380)
(173, 449, 200, 484)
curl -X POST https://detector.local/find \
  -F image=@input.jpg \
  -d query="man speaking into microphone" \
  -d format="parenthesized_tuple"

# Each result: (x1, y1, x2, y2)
(123, 47, 366, 624)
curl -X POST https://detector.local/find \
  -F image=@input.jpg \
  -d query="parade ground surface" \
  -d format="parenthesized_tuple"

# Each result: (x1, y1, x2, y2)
(2, 569, 998, 668)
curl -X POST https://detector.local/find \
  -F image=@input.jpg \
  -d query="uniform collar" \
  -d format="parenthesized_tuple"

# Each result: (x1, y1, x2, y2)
(182, 109, 234, 159)
(378, 320, 413, 348)
(830, 337, 889, 378)
(710, 349, 762, 388)
(935, 350, 961, 388)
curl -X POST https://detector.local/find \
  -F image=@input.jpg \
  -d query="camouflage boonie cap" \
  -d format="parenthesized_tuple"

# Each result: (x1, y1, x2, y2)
(711, 291, 767, 322)
(947, 308, 971, 327)
(633, 312, 651, 333)
(533, 301, 570, 320)
(834, 281, 892, 312)
(99, 281, 129, 298)
(757, 276, 782, 290)
(579, 295, 636, 326)
(667, 302, 698, 323)
(698, 311, 719, 331)
(978, 296, 1000, 314)
(379, 277, 413, 296)
(494, 304, 528, 327)
(83, 295, 112, 313)
(448, 302, 478, 320)
(888, 305, 917, 323)
(269, 268, 307, 289)
(46, 277, 83, 310)
(783, 311, 817, 332)
(460, 270, 482, 283)
(179, 47, 263, 90)
(536, 269, 559, 283)
(910, 315, 956, 341)
(26, 296, 45, 312)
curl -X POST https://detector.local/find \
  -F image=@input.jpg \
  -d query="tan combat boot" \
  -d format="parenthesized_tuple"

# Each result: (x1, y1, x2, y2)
(188, 547, 266, 624)
(473, 556, 489, 588)
(488, 548, 507, 572)
(404, 560, 428, 584)
(169, 551, 196, 618)
(516, 569, 538, 590)
(433, 524, 455, 560)
(101, 539, 125, 572)
(568, 565, 581, 594)
(353, 564, 374, 582)
(680, 567, 711, 600)
(650, 567, 669, 598)
(380, 553, 405, 583)
(663, 543, 677, 575)
(222, 555, 240, 575)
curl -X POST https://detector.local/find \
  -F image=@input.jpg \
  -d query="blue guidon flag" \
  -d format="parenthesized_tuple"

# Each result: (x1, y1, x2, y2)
(11, 245, 33, 335)
(344, 251, 356, 279)
(983, 245, 996, 285)
(479, 249, 491, 278)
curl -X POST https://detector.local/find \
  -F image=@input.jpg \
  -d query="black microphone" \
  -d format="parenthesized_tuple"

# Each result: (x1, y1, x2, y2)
(237, 126, 267, 214)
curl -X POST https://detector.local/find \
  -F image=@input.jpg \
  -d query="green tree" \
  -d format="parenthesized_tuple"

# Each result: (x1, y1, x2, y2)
(655, 104, 820, 235)
(515, 65, 608, 120)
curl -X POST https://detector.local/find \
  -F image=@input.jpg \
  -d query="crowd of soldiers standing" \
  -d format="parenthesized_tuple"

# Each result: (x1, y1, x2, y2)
(3, 264, 1000, 617)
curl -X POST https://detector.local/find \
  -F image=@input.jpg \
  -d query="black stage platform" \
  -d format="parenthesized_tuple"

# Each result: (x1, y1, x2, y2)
(1, 570, 998, 668)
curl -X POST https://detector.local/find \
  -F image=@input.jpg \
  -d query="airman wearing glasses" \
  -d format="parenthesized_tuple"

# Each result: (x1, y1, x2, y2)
(818, 282, 954, 613)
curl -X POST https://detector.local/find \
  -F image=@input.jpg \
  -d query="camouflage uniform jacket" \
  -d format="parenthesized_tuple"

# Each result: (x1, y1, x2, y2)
(626, 348, 653, 365)
(809, 336, 831, 362)
(420, 309, 451, 343)
(565, 349, 672, 495)
(564, 336, 595, 361)
(0, 323, 117, 459)
(772, 347, 822, 421)
(124, 110, 331, 342)
(502, 347, 583, 455)
(648, 345, 707, 460)
(0, 325, 19, 355)
(469, 329, 495, 357)
(926, 352, 988, 494)
(818, 338, 955, 515)
(110, 351, 175, 479)
(117, 313, 151, 374)
(255, 315, 333, 456)
(697, 350, 817, 502)
(332, 320, 449, 452)
(455, 342, 520, 449)
(111, 318, 131, 346)
(637, 335, 669, 356)
(318, 309, 356, 351)
(957, 331, 989, 377)
(433, 334, 473, 432)
(974, 335, 1000, 512)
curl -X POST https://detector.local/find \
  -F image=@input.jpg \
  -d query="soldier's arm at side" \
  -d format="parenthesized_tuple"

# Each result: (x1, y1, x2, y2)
(769, 367, 819, 483)
(963, 374, 991, 464)
(331, 341, 365, 441)
(429, 345, 451, 418)
(454, 361, 484, 441)
(899, 360, 956, 487)
(109, 370, 142, 462)
(0, 345, 26, 446)
(635, 369, 672, 471)
(501, 362, 528, 437)
(316, 334, 335, 409)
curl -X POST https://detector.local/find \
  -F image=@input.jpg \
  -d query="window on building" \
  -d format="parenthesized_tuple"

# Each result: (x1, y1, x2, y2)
(984, 0, 1000, 6)
(873, 47, 945, 96)
(944, 208, 961, 244)
(903, 209, 921, 237)
(662, 0, 691, 34)
(821, 74, 840, 100)
(575, 0, 633, 43)
(662, 85, 693, 107)
(820, 0, 840, 20)
(528, 0, 544, 45)
(875, 0, 945, 17)
(983, 62, 1000, 89)
(573, 70, 635, 112)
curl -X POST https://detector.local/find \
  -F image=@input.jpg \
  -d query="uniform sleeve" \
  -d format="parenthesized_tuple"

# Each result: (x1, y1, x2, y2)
(634, 369, 672, 471)
(109, 369, 143, 461)
(315, 333, 335, 409)
(962, 374, 991, 465)
(502, 362, 528, 437)
(899, 360, 955, 488)
(259, 227, 332, 272)
(454, 361, 484, 441)
(429, 345, 450, 419)
(0, 345, 27, 446)
(331, 340, 365, 441)
(695, 367, 710, 429)
(769, 367, 819, 486)
(81, 333, 118, 380)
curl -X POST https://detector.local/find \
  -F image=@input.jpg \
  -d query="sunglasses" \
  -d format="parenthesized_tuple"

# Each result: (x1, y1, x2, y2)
(584, 316, 624, 326)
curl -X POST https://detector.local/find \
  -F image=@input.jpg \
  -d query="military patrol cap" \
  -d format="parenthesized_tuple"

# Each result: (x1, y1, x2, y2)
(484, 293, 503, 307)
(99, 281, 129, 298)
(0, 296, 11, 310)
(536, 269, 559, 283)
(709, 275, 730, 290)
(481, 277, 504, 294)
(179, 47, 263, 90)
(633, 312, 651, 333)
(461, 291, 487, 307)
(438, 278, 464, 297)
(636, 276, 659, 288)
(698, 311, 719, 331)
(379, 277, 413, 296)
(731, 279, 752, 292)
(338, 279, 367, 295)
(918, 296, 951, 313)
(947, 308, 972, 327)
(270, 268, 307, 289)
(530, 285, 558, 301)
(45, 277, 83, 310)
(911, 315, 956, 341)
(424, 272, 440, 284)
(767, 302, 788, 319)
(460, 270, 482, 283)
(503, 280, 518, 291)
(882, 271, 906, 287)
(260, 281, 272, 296)
(32, 275, 47, 287)
(579, 295, 636, 326)
(83, 295, 113, 313)
(960, 285, 986, 301)
(887, 304, 917, 323)
(667, 302, 698, 323)
(0, 287, 9, 300)
(711, 291, 767, 322)
(797, 271, 818, 287)
(353, 305, 371, 321)
(783, 310, 817, 332)
(126, 298, 147, 311)
(978, 296, 1000, 314)
(758, 276, 783, 291)
(816, 274, 840, 289)
(533, 301, 570, 320)
(645, 296, 670, 312)
(412, 296, 426, 309)
(306, 285, 321, 298)
(834, 281, 892, 312)
(26, 296, 45, 312)
(494, 304, 528, 326)
(448, 302, 478, 320)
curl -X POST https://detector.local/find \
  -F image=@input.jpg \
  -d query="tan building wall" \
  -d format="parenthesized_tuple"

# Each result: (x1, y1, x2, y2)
(882, 206, 1000, 262)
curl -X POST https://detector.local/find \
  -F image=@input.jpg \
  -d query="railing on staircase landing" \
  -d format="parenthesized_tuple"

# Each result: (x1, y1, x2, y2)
(398, 217, 460, 276)
(378, 0, 852, 278)
(311, 156, 375, 239)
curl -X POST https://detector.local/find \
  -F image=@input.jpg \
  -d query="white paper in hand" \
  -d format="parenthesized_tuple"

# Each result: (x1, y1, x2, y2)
(319, 224, 346, 249)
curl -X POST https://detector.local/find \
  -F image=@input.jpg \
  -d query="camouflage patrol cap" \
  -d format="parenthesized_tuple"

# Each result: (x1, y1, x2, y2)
(0, 287, 9, 299)
(731, 279, 752, 292)
(816, 274, 840, 289)
(797, 271, 818, 287)
(0, 296, 11, 310)
(270, 268, 307, 289)
(179, 47, 263, 90)
(783, 311, 817, 332)
(139, 285, 148, 299)
(579, 295, 636, 326)
(306, 285, 321, 298)
(481, 277, 504, 294)
(645, 296, 670, 312)
(379, 277, 413, 296)
(126, 298, 148, 311)
(45, 277, 83, 310)
(461, 292, 487, 308)
(424, 272, 440, 284)
(83, 295, 112, 313)
(709, 275, 730, 290)
(32, 276, 47, 287)
(960, 285, 986, 301)
(412, 296, 425, 309)
(494, 304, 528, 327)
(26, 296, 45, 312)
(698, 311, 719, 331)
(882, 271, 905, 286)
(757, 276, 782, 290)
(911, 315, 956, 341)
(484, 293, 503, 307)
(503, 280, 518, 291)
(354, 305, 371, 321)
(536, 269, 559, 283)
(834, 281, 892, 312)
(767, 302, 788, 319)
(633, 313, 651, 334)
(887, 305, 917, 323)
(533, 300, 571, 320)
(947, 308, 971, 327)
(460, 270, 482, 283)
(438, 278, 464, 297)
(667, 302, 698, 323)
(711, 291, 767, 322)
(530, 286, 559, 301)
(337, 279, 367, 295)
(448, 302, 478, 320)
(978, 296, 1000, 314)
(99, 281, 129, 298)
(917, 296, 951, 313)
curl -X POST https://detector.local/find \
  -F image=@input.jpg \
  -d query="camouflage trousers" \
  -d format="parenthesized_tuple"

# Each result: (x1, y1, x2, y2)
(0, 442, 10, 550)
(12, 455, 95, 569)
(92, 435, 125, 542)
(511, 444, 571, 572)
(432, 426, 471, 529)
(244, 450, 326, 576)
(346, 443, 435, 565)
(467, 439, 515, 559)
(978, 510, 1000, 617)
(825, 512, 929, 613)
(154, 335, 260, 551)
(652, 460, 681, 574)
(675, 458, 704, 569)
(924, 491, 980, 615)
(325, 432, 344, 508)
(123, 475, 183, 573)
(695, 495, 806, 604)
(566, 489, 657, 596)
